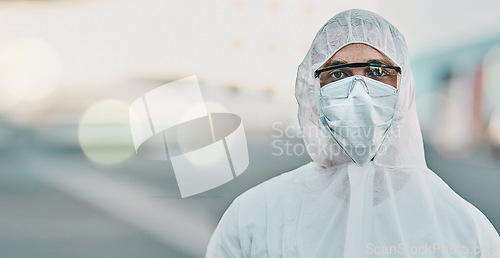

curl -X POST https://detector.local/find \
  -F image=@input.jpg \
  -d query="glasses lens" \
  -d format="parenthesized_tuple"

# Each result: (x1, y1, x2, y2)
(319, 68, 351, 85)
(365, 66, 398, 87)
(318, 64, 399, 88)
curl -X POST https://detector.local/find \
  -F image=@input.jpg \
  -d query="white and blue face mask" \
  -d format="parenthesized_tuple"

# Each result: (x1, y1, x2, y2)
(318, 75, 399, 165)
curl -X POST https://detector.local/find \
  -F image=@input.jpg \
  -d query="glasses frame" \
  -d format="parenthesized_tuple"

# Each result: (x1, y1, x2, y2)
(314, 62, 402, 79)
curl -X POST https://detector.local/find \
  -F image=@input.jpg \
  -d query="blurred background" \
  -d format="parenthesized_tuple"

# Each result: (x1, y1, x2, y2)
(0, 0, 499, 257)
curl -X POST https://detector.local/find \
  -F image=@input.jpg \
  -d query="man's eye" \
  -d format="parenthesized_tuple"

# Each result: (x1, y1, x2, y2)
(329, 70, 344, 79)
(369, 67, 388, 77)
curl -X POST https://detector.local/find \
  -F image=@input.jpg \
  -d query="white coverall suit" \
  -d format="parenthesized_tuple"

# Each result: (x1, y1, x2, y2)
(206, 8, 500, 258)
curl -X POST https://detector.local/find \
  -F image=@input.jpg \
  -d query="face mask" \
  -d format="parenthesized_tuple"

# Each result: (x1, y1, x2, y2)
(318, 75, 398, 165)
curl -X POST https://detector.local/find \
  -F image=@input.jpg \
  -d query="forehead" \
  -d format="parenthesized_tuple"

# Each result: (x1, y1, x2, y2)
(322, 43, 395, 66)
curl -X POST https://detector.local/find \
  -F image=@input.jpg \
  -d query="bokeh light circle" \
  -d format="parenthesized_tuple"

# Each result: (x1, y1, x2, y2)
(483, 45, 500, 107)
(78, 99, 135, 165)
(0, 36, 62, 110)
(488, 108, 500, 147)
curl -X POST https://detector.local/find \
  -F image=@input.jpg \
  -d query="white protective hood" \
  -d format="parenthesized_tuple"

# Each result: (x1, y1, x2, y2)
(296, 8, 421, 168)
(206, 9, 500, 258)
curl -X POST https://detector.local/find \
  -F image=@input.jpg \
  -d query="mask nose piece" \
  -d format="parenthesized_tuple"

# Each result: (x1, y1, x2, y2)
(348, 76, 370, 97)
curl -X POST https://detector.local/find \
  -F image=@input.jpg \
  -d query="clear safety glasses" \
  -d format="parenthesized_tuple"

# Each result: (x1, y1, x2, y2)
(314, 62, 401, 88)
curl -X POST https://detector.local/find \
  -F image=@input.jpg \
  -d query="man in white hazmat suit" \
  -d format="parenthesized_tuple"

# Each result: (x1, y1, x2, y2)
(206, 9, 500, 257)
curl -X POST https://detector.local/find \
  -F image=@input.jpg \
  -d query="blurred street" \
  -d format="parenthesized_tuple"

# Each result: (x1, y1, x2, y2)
(0, 123, 498, 258)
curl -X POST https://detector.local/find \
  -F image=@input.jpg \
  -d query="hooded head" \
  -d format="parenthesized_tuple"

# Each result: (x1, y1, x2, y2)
(295, 9, 426, 169)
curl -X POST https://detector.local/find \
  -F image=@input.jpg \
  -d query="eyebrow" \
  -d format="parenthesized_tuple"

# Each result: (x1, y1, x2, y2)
(323, 60, 347, 67)
(323, 59, 394, 67)
(366, 59, 394, 65)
